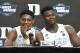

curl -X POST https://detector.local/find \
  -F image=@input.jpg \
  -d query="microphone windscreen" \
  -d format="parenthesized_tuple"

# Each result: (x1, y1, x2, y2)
(29, 33, 33, 45)
(29, 33, 33, 37)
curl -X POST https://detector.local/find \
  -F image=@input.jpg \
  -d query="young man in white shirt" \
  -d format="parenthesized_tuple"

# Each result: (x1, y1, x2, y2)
(35, 6, 80, 47)
(5, 10, 39, 47)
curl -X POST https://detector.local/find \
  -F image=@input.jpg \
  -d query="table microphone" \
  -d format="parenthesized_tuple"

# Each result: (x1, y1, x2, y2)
(29, 33, 33, 45)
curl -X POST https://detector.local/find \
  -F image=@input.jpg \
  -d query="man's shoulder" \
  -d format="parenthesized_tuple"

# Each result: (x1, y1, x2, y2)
(8, 26, 18, 33)
(63, 25, 73, 29)
(57, 23, 71, 28)
(63, 25, 75, 33)
(57, 23, 70, 26)
(40, 27, 46, 32)
(57, 24, 74, 31)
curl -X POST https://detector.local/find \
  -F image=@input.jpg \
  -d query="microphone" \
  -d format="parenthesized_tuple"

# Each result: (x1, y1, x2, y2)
(29, 33, 33, 46)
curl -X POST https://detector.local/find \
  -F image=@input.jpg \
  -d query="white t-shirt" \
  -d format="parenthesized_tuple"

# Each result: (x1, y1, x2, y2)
(13, 26, 36, 47)
(77, 31, 80, 37)
(41, 24, 73, 47)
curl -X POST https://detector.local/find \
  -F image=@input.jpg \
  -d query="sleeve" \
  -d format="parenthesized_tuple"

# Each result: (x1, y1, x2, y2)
(77, 31, 80, 37)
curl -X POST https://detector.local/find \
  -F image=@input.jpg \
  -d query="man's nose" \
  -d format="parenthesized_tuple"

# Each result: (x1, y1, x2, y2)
(50, 15, 55, 19)
(24, 20, 28, 23)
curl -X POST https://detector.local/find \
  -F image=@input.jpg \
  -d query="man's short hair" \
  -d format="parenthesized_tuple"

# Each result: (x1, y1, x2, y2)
(20, 10, 34, 19)
(41, 6, 55, 15)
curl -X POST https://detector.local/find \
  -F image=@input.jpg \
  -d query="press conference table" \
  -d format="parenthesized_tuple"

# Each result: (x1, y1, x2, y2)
(0, 47, 79, 53)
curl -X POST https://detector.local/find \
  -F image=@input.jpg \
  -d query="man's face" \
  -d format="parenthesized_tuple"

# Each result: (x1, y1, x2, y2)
(20, 14, 34, 28)
(43, 10, 56, 25)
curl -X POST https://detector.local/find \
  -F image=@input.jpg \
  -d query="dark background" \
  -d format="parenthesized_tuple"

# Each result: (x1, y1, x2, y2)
(0, 0, 80, 32)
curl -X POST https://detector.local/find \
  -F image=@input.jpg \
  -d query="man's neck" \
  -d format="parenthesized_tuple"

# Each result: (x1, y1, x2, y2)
(45, 23, 58, 33)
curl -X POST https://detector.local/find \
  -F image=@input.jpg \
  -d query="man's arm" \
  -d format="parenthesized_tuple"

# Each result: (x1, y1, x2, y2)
(35, 31, 44, 41)
(5, 28, 17, 48)
(65, 25, 80, 47)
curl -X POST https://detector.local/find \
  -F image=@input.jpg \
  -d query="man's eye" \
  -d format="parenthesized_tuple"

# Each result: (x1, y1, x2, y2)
(45, 15, 50, 17)
(22, 19, 26, 21)
(27, 19, 31, 21)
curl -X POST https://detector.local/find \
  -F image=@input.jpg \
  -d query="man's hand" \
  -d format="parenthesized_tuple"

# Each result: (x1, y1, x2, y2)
(21, 26, 31, 39)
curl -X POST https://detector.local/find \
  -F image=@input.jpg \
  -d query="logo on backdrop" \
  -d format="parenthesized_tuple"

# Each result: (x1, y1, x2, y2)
(53, 3, 70, 17)
(0, 1, 17, 16)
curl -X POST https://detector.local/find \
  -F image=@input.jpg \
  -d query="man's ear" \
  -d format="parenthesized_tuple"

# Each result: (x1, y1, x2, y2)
(32, 19, 36, 24)
(33, 19, 37, 24)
